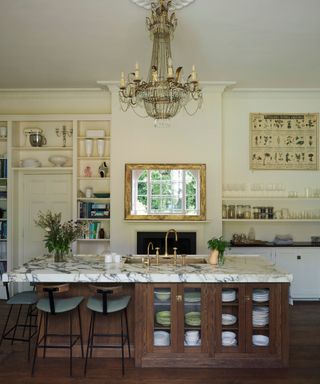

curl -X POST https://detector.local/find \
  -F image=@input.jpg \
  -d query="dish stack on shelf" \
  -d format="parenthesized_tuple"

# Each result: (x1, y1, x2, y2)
(154, 330, 170, 346)
(252, 306, 269, 327)
(222, 331, 237, 346)
(252, 288, 269, 302)
(184, 330, 201, 346)
(252, 334, 269, 347)
(222, 289, 237, 302)
(184, 311, 201, 326)
(222, 313, 237, 326)
(184, 291, 201, 303)
(155, 310, 171, 326)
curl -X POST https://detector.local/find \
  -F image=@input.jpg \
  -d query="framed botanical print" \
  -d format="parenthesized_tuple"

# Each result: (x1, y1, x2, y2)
(250, 113, 318, 170)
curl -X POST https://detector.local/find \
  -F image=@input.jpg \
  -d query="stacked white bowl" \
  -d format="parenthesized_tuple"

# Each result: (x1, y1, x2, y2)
(222, 289, 236, 302)
(252, 306, 269, 327)
(184, 330, 200, 346)
(222, 313, 237, 325)
(222, 331, 237, 346)
(252, 334, 269, 346)
(252, 289, 269, 302)
(154, 331, 170, 346)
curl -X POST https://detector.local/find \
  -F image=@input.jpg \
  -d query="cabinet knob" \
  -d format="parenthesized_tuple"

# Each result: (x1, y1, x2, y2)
(245, 296, 251, 301)
(176, 295, 182, 302)
(297, 255, 301, 260)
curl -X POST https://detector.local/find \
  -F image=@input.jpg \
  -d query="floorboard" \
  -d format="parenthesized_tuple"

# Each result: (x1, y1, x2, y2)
(0, 300, 319, 383)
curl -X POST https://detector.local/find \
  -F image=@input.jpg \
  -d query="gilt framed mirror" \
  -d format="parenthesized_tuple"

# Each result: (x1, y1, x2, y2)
(125, 163, 206, 221)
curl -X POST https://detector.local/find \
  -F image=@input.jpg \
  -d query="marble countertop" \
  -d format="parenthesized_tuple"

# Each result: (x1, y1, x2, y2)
(2, 254, 293, 284)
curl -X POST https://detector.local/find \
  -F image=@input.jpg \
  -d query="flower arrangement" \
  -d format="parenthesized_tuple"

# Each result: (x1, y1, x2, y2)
(35, 210, 85, 262)
(207, 236, 229, 265)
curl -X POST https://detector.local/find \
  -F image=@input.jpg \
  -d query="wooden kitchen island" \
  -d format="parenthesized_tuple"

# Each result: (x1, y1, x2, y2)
(3, 254, 292, 368)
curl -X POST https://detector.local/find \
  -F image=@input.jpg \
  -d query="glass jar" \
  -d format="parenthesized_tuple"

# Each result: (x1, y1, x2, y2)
(222, 204, 228, 219)
(253, 207, 260, 219)
(228, 205, 235, 219)
(236, 205, 244, 219)
(244, 205, 251, 219)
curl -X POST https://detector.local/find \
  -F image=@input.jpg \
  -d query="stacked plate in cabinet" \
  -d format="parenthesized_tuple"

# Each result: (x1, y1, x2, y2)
(222, 289, 236, 302)
(222, 331, 237, 346)
(222, 313, 237, 326)
(252, 289, 269, 302)
(154, 330, 170, 346)
(252, 334, 269, 347)
(185, 311, 201, 326)
(184, 292, 201, 303)
(156, 310, 171, 326)
(252, 306, 269, 327)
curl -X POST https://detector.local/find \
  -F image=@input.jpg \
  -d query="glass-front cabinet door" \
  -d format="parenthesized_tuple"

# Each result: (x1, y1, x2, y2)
(215, 284, 246, 353)
(245, 284, 278, 354)
(148, 284, 178, 352)
(183, 287, 202, 350)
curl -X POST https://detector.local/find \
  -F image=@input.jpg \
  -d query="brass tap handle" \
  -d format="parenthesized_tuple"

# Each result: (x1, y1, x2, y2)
(173, 247, 178, 266)
(155, 247, 160, 265)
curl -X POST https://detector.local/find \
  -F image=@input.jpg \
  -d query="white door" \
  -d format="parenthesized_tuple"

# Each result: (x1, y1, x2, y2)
(22, 173, 72, 263)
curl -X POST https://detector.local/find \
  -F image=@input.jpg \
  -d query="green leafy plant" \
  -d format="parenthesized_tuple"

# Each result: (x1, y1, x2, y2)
(35, 210, 85, 255)
(207, 236, 228, 253)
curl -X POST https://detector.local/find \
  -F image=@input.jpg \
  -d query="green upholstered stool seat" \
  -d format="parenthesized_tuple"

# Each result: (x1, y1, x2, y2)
(87, 295, 130, 314)
(37, 296, 83, 314)
(7, 291, 38, 306)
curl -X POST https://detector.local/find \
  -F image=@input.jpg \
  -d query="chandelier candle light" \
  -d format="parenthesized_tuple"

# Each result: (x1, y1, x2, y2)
(119, 0, 202, 127)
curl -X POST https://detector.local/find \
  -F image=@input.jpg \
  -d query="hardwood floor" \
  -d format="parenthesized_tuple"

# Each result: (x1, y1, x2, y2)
(0, 300, 319, 384)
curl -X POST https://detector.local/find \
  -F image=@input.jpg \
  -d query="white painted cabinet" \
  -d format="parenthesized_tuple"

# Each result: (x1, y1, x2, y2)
(275, 248, 320, 300)
(228, 246, 320, 300)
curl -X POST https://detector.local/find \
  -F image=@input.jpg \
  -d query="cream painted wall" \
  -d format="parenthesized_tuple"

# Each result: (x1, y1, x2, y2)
(3, 87, 318, 256)
(109, 84, 223, 255)
(0, 87, 223, 259)
(222, 90, 320, 242)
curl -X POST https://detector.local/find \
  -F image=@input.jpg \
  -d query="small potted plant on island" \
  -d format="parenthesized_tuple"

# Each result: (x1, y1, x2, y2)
(207, 236, 228, 265)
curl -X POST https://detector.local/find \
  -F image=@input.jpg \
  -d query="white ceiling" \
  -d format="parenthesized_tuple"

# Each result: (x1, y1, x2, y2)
(1, 0, 320, 89)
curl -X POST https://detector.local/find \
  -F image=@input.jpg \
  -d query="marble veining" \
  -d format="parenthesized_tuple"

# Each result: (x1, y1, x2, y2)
(2, 254, 293, 283)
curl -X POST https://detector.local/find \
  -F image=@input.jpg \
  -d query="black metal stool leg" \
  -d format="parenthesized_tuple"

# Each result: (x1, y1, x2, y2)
(69, 311, 73, 377)
(27, 304, 32, 361)
(43, 312, 49, 358)
(31, 311, 43, 376)
(0, 304, 13, 346)
(84, 312, 93, 376)
(120, 311, 125, 376)
(90, 312, 96, 359)
(77, 306, 84, 358)
(11, 305, 22, 345)
(125, 308, 131, 358)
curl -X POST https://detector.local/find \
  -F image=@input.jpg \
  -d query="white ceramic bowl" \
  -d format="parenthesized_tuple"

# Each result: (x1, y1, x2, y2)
(48, 155, 68, 167)
(20, 158, 41, 168)
(155, 291, 171, 301)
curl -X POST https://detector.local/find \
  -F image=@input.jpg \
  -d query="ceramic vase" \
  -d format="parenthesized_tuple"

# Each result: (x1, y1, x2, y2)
(208, 249, 219, 265)
(85, 139, 93, 157)
(97, 139, 105, 157)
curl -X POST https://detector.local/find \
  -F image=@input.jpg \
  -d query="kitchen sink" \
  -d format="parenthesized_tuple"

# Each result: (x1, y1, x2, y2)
(124, 255, 208, 265)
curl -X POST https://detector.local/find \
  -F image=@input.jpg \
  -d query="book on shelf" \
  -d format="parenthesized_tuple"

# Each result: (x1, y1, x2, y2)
(78, 201, 110, 219)
(0, 155, 7, 178)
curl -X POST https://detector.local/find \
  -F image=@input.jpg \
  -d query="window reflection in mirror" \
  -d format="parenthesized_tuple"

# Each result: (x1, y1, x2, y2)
(125, 164, 206, 220)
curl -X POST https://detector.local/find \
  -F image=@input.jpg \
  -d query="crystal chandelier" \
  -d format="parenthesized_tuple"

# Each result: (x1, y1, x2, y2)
(119, 0, 202, 126)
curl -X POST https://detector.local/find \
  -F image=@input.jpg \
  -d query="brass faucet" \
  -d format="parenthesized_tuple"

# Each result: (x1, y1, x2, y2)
(143, 242, 154, 266)
(164, 228, 178, 257)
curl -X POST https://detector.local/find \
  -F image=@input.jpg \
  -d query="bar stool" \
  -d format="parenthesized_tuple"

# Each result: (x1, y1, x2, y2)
(84, 285, 131, 376)
(0, 282, 38, 360)
(31, 283, 84, 377)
